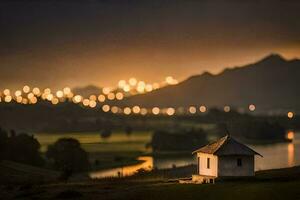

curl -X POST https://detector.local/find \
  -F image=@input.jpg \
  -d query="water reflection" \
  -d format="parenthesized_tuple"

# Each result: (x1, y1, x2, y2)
(90, 156, 153, 179)
(288, 143, 295, 167)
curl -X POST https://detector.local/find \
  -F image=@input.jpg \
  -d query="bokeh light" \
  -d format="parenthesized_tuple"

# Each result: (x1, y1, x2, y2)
(107, 93, 115, 100)
(116, 92, 124, 100)
(199, 105, 207, 113)
(102, 104, 110, 112)
(63, 87, 71, 95)
(56, 90, 64, 98)
(152, 107, 160, 115)
(89, 100, 97, 108)
(166, 107, 175, 116)
(129, 78, 137, 86)
(189, 106, 197, 114)
(123, 107, 132, 115)
(224, 105, 231, 112)
(82, 99, 90, 106)
(98, 94, 106, 102)
(73, 95, 83, 103)
(287, 111, 294, 119)
(23, 85, 30, 93)
(132, 106, 141, 114)
(4, 95, 12, 103)
(102, 87, 111, 95)
(249, 104, 256, 111)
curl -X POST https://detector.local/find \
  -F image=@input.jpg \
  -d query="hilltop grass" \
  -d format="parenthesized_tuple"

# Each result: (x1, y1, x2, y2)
(1, 166, 300, 200)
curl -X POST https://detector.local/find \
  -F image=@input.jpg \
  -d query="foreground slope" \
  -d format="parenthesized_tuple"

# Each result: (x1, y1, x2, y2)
(1, 166, 300, 200)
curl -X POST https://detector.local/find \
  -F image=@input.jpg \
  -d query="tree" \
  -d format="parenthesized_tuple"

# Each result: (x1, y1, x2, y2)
(151, 129, 208, 152)
(100, 128, 112, 139)
(5, 133, 44, 166)
(0, 128, 8, 160)
(46, 138, 90, 173)
(125, 126, 133, 137)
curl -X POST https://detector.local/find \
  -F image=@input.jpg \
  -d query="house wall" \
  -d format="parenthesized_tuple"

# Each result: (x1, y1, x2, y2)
(218, 155, 254, 177)
(197, 152, 218, 177)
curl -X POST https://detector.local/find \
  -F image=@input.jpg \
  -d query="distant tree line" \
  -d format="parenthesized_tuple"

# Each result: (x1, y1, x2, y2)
(218, 119, 287, 142)
(150, 118, 288, 152)
(150, 128, 208, 152)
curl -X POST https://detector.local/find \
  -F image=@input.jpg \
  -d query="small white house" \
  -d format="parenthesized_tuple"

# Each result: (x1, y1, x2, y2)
(192, 135, 262, 183)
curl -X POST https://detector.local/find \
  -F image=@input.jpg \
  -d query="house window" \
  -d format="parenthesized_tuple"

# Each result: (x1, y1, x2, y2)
(207, 158, 210, 169)
(237, 158, 242, 167)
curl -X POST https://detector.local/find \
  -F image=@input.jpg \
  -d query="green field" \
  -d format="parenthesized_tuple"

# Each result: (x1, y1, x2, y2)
(35, 131, 152, 170)
(35, 131, 152, 152)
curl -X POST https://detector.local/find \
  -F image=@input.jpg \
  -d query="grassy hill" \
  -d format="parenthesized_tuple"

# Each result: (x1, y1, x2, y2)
(1, 164, 300, 199)
(0, 160, 59, 185)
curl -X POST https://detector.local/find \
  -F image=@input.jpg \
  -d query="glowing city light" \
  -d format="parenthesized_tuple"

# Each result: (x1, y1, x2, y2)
(46, 94, 54, 101)
(89, 95, 97, 101)
(22, 98, 28, 104)
(63, 87, 71, 95)
(132, 106, 141, 114)
(249, 104, 256, 111)
(27, 93, 34, 99)
(123, 107, 132, 115)
(44, 88, 51, 94)
(199, 105, 207, 113)
(152, 107, 160, 115)
(73, 95, 82, 103)
(102, 104, 110, 112)
(3, 89, 10, 96)
(129, 78, 137, 86)
(123, 85, 130, 92)
(16, 96, 23, 103)
(224, 105, 231, 112)
(166, 107, 175, 116)
(140, 108, 148, 115)
(23, 85, 30, 93)
(107, 93, 115, 100)
(116, 92, 124, 100)
(89, 100, 97, 108)
(118, 80, 126, 88)
(4, 95, 12, 103)
(165, 76, 178, 85)
(30, 96, 38, 104)
(189, 106, 197, 114)
(32, 87, 41, 95)
(287, 111, 294, 119)
(102, 87, 111, 95)
(98, 94, 106, 102)
(111, 106, 119, 114)
(145, 84, 153, 92)
(82, 99, 90, 106)
(51, 98, 59, 105)
(287, 131, 295, 140)
(56, 90, 64, 98)
(15, 90, 22, 97)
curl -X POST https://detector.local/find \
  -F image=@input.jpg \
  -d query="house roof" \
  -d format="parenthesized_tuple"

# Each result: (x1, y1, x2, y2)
(192, 135, 262, 157)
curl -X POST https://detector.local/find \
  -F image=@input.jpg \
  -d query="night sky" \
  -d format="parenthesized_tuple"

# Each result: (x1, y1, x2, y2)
(1, 0, 300, 89)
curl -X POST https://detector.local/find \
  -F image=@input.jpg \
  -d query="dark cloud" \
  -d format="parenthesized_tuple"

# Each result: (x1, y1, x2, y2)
(0, 0, 300, 89)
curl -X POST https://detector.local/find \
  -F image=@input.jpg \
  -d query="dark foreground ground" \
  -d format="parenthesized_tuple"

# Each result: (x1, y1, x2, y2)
(1, 164, 300, 200)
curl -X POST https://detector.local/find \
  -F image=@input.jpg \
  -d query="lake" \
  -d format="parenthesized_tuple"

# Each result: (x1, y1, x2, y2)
(90, 132, 300, 178)
(34, 131, 300, 178)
